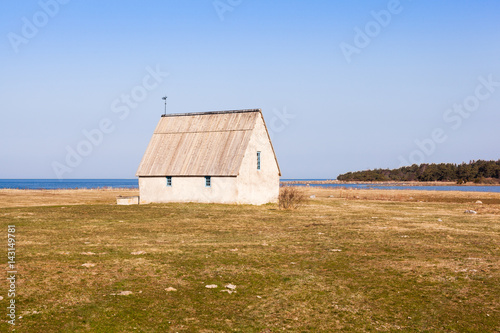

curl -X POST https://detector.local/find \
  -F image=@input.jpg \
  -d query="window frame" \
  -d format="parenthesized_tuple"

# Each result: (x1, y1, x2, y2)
(205, 176, 211, 187)
(257, 151, 261, 170)
(166, 176, 172, 187)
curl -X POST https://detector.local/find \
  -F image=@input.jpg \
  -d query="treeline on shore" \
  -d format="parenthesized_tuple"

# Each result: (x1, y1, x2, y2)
(337, 160, 500, 184)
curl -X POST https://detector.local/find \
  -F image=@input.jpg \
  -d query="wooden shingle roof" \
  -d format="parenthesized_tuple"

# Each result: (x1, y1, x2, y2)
(136, 109, 269, 177)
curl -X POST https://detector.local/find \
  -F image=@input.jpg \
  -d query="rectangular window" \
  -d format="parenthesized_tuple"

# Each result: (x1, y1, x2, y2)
(205, 176, 211, 187)
(257, 151, 261, 170)
(166, 176, 172, 187)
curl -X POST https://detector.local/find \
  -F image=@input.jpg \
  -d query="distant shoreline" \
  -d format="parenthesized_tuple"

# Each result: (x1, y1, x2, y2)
(281, 180, 500, 186)
(1, 179, 499, 191)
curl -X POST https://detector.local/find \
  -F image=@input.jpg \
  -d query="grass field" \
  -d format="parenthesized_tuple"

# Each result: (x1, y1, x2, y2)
(0, 188, 499, 332)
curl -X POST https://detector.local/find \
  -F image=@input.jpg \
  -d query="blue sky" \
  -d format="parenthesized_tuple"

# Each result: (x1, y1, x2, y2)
(1, 0, 499, 179)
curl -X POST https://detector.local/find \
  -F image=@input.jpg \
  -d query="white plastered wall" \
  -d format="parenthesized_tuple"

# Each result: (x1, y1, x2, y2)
(235, 114, 280, 204)
(139, 176, 238, 204)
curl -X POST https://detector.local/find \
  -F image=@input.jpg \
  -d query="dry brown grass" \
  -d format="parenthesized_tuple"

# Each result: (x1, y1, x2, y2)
(298, 186, 500, 204)
(0, 188, 139, 208)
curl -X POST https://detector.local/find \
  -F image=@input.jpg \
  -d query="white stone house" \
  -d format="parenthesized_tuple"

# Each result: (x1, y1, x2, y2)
(136, 109, 281, 205)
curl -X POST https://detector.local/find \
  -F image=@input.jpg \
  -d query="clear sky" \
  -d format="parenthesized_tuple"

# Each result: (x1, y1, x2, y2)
(1, 0, 499, 179)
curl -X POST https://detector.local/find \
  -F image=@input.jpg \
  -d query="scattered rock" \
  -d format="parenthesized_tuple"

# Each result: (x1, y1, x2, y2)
(221, 289, 236, 294)
(131, 251, 147, 255)
(257, 296, 262, 299)
(81, 263, 95, 268)
(317, 232, 324, 235)
(229, 248, 238, 252)
(310, 195, 316, 199)
(0, 296, 3, 301)
(475, 200, 483, 204)
(81, 252, 96, 255)
(205, 284, 218, 289)
(329, 249, 342, 252)
(165, 287, 177, 292)
(225, 284, 237, 290)
(464, 210, 477, 214)
(328, 195, 334, 198)
(118, 291, 133, 296)
(400, 235, 409, 238)
(437, 219, 443, 222)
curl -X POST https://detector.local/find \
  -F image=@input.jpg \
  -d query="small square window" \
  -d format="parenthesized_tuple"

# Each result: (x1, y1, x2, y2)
(257, 151, 261, 170)
(166, 176, 172, 187)
(205, 176, 211, 187)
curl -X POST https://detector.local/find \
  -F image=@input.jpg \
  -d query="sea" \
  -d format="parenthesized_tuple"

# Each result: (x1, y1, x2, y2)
(0, 179, 499, 193)
(0, 179, 139, 190)
(279, 179, 500, 193)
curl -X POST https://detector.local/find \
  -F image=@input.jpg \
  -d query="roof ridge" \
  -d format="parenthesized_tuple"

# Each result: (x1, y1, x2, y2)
(154, 129, 253, 134)
(161, 109, 261, 117)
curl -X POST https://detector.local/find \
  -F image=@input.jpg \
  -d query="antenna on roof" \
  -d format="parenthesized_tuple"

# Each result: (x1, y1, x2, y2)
(162, 96, 168, 115)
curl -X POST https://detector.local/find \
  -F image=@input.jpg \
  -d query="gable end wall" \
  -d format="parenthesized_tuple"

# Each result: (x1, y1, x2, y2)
(236, 113, 280, 204)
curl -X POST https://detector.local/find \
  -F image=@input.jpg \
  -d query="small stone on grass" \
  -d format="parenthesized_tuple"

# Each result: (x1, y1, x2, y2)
(221, 289, 236, 294)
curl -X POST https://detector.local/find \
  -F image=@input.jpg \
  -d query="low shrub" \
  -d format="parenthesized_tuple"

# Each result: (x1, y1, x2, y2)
(278, 186, 305, 210)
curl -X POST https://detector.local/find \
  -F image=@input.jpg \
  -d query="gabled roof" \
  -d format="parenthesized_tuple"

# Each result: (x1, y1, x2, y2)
(136, 109, 279, 177)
